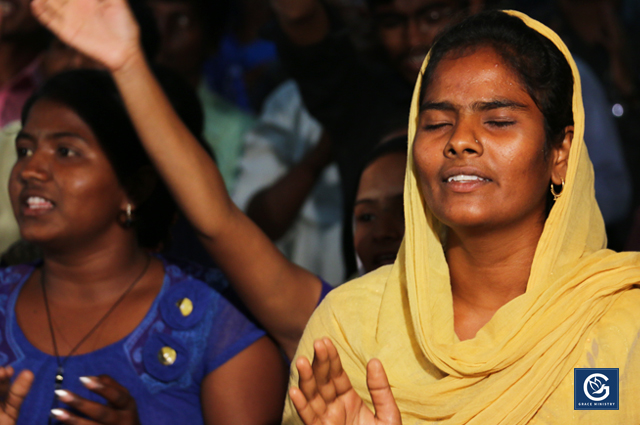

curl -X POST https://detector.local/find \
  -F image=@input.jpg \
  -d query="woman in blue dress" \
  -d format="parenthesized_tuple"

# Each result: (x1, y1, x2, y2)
(0, 68, 287, 424)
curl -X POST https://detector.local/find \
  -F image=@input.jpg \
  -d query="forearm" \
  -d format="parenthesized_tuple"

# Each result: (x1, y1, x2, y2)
(112, 53, 233, 237)
(247, 133, 332, 240)
(110, 52, 321, 354)
(270, 0, 329, 45)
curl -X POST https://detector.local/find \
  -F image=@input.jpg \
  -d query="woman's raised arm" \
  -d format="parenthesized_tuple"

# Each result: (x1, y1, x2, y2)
(31, 0, 323, 359)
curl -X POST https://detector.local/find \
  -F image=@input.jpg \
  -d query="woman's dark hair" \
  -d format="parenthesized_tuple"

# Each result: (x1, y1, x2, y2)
(358, 134, 408, 178)
(21, 68, 207, 250)
(420, 10, 574, 155)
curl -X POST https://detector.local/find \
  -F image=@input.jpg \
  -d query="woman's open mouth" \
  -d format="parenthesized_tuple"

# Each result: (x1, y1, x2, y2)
(23, 196, 55, 216)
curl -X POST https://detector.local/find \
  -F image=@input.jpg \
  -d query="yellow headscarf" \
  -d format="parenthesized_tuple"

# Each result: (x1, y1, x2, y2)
(284, 11, 640, 424)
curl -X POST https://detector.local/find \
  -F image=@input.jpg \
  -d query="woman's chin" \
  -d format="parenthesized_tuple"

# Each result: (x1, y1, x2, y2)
(434, 211, 496, 231)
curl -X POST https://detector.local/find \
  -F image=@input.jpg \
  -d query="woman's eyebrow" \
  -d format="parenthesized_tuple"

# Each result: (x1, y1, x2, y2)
(419, 101, 456, 112)
(49, 131, 88, 143)
(472, 99, 528, 111)
(420, 99, 529, 113)
(15, 131, 35, 142)
(15, 131, 88, 143)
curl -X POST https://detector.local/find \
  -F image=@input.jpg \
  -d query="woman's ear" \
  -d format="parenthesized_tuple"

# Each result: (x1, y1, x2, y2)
(551, 126, 573, 185)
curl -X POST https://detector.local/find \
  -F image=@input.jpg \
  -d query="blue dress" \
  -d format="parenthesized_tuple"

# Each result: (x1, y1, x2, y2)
(0, 257, 266, 424)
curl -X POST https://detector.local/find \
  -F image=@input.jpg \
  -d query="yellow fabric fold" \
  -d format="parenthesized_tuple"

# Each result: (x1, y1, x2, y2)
(284, 10, 640, 424)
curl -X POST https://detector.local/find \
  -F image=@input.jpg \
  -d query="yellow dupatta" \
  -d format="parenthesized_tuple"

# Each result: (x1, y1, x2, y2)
(284, 11, 640, 424)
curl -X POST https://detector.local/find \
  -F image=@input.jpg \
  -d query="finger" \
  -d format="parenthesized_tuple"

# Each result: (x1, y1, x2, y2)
(296, 356, 327, 415)
(323, 338, 352, 396)
(367, 359, 401, 425)
(289, 387, 320, 425)
(0, 366, 14, 382)
(31, 0, 66, 25)
(50, 408, 100, 425)
(0, 366, 13, 395)
(4, 370, 34, 421)
(312, 339, 338, 402)
(54, 389, 118, 424)
(82, 376, 135, 411)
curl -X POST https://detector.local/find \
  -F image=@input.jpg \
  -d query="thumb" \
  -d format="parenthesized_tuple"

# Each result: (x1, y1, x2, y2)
(366, 359, 401, 425)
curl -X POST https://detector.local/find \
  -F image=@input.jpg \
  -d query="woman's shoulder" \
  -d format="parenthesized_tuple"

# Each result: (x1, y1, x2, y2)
(310, 265, 394, 334)
(323, 265, 393, 303)
(157, 256, 263, 337)
(122, 257, 265, 393)
(161, 256, 229, 293)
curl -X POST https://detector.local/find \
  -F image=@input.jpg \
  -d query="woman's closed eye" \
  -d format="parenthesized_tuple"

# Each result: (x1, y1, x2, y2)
(485, 120, 515, 128)
(422, 122, 452, 131)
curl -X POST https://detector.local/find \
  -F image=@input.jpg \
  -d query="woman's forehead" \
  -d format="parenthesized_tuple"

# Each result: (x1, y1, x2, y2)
(421, 47, 532, 106)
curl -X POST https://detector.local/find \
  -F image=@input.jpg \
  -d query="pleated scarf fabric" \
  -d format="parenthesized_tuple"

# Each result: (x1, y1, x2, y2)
(284, 11, 640, 424)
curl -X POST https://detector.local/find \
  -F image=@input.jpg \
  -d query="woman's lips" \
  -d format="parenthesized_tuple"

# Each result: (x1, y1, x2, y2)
(442, 172, 492, 193)
(22, 196, 55, 216)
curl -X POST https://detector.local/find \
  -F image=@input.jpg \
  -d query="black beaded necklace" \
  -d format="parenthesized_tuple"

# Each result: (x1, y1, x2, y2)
(41, 256, 151, 391)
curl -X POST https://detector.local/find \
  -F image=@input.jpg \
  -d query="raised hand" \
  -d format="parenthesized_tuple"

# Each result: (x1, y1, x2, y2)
(0, 366, 34, 425)
(290, 338, 401, 425)
(30, 0, 141, 72)
(50, 375, 141, 425)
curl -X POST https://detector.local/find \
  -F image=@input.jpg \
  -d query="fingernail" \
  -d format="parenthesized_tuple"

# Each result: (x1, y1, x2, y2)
(51, 409, 69, 420)
(54, 389, 73, 402)
(79, 376, 102, 389)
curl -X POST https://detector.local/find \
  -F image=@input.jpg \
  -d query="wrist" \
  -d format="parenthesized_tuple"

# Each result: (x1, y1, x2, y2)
(111, 48, 147, 80)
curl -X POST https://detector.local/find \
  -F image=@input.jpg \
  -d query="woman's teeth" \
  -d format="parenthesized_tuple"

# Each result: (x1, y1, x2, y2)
(26, 196, 53, 209)
(447, 175, 487, 183)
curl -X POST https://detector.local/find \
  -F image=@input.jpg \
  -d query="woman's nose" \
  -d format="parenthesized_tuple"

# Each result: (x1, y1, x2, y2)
(17, 150, 50, 182)
(444, 123, 483, 158)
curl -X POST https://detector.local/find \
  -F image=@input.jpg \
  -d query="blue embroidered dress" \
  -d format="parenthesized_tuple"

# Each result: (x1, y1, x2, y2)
(0, 257, 265, 424)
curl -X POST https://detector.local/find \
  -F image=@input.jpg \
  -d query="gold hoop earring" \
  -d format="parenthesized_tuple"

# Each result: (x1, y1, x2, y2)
(550, 179, 565, 201)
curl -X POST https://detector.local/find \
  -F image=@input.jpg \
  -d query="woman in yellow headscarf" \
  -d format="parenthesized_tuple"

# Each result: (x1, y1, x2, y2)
(284, 10, 640, 425)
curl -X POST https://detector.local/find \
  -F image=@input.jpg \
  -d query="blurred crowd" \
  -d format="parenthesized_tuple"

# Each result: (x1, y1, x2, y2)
(1, 0, 639, 280)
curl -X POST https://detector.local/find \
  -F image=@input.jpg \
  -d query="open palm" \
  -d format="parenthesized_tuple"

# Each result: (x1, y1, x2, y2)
(31, 0, 140, 71)
(290, 338, 401, 425)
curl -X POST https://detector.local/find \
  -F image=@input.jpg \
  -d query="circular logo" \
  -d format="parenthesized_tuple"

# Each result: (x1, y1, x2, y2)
(583, 373, 610, 401)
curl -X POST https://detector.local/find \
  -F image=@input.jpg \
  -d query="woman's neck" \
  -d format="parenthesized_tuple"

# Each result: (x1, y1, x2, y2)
(446, 219, 544, 340)
(40, 237, 150, 304)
